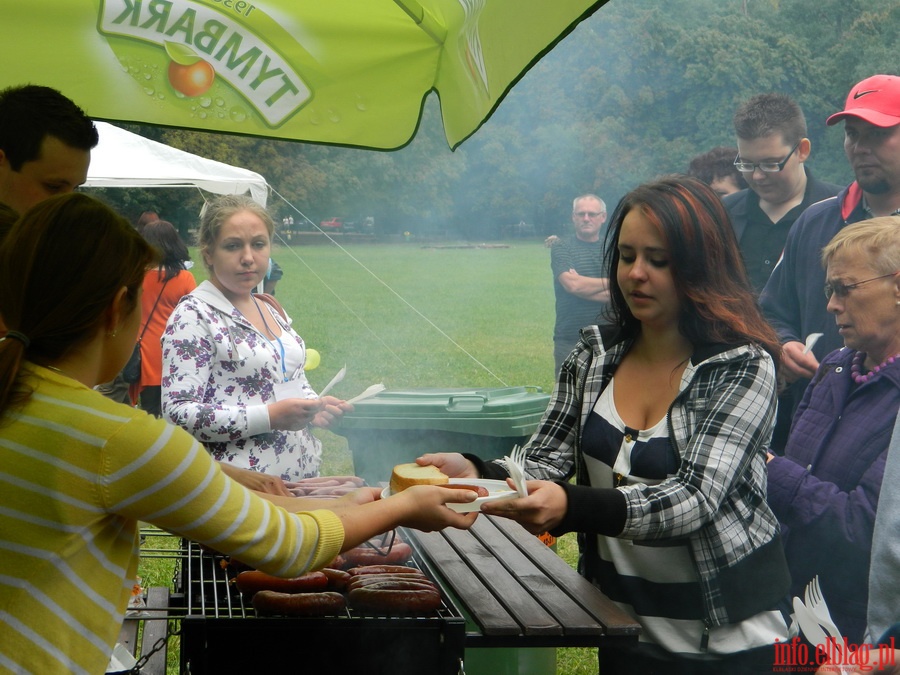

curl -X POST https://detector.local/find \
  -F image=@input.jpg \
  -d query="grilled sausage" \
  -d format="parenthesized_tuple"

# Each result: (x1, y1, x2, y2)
(234, 570, 329, 596)
(347, 570, 423, 580)
(347, 575, 435, 592)
(341, 542, 413, 567)
(251, 590, 346, 616)
(299, 475, 364, 485)
(346, 564, 419, 576)
(348, 578, 438, 593)
(348, 587, 442, 613)
(321, 567, 352, 590)
(326, 554, 347, 570)
(307, 486, 358, 496)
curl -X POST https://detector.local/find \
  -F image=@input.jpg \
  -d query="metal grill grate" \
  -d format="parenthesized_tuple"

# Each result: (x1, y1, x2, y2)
(175, 532, 467, 675)
(182, 536, 462, 621)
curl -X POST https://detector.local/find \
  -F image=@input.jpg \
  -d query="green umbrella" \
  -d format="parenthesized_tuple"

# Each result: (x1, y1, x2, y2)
(4, 0, 606, 149)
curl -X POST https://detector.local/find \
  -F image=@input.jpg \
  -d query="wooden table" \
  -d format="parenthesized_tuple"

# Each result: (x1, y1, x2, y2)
(406, 514, 641, 649)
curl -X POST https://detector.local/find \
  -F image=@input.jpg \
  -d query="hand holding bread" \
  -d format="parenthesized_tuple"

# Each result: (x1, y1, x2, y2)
(414, 452, 480, 480)
(390, 462, 489, 497)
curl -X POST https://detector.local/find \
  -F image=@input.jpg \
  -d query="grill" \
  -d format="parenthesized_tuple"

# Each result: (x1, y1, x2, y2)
(177, 535, 466, 675)
(136, 514, 640, 674)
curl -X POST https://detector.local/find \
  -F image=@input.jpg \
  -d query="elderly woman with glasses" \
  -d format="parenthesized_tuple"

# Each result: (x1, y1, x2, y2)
(767, 216, 900, 645)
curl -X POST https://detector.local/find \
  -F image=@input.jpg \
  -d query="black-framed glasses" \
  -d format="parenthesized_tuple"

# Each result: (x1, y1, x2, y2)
(733, 140, 801, 173)
(574, 211, 603, 218)
(824, 272, 899, 299)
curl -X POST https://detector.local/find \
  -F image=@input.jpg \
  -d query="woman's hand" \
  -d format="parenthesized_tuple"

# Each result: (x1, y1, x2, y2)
(417, 453, 479, 478)
(391, 485, 479, 531)
(480, 480, 567, 534)
(219, 462, 292, 497)
(781, 340, 820, 382)
(310, 396, 353, 428)
(267, 398, 324, 430)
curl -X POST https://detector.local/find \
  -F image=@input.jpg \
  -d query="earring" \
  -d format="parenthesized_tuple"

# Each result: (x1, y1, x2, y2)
(108, 329, 118, 338)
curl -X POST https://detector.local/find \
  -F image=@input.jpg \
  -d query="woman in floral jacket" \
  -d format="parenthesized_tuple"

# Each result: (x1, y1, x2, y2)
(162, 195, 350, 483)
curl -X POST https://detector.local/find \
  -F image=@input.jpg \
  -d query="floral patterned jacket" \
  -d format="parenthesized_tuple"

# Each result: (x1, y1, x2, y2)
(161, 281, 322, 480)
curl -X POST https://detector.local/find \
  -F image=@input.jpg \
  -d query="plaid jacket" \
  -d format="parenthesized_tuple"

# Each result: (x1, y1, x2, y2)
(519, 325, 790, 626)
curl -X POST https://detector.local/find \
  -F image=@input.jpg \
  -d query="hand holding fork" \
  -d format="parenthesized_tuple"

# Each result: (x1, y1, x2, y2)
(503, 444, 529, 498)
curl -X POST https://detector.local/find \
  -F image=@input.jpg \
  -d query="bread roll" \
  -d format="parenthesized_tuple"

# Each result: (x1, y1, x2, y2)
(390, 463, 449, 493)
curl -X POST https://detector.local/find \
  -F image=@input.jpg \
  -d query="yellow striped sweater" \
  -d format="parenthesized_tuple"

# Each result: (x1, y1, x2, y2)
(0, 364, 343, 675)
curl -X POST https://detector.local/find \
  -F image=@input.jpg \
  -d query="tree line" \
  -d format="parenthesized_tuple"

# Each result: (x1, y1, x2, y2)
(91, 0, 900, 240)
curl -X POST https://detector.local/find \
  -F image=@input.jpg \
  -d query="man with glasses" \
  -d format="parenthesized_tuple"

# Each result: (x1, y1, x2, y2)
(725, 94, 840, 452)
(551, 194, 609, 373)
(724, 93, 840, 294)
(761, 74, 900, 449)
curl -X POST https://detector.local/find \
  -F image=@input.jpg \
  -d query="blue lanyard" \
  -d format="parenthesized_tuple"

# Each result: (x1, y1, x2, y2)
(255, 299, 288, 381)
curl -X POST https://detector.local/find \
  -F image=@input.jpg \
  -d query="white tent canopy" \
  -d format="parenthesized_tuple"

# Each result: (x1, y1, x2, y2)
(85, 122, 269, 207)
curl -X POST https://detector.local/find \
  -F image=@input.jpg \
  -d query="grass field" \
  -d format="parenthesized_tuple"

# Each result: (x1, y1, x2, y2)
(139, 238, 602, 673)
(267, 238, 559, 397)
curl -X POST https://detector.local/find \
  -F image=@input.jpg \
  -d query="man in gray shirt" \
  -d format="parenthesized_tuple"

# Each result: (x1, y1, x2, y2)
(551, 194, 609, 374)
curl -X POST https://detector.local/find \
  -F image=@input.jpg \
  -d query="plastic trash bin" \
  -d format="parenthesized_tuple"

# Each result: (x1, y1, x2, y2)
(331, 386, 550, 485)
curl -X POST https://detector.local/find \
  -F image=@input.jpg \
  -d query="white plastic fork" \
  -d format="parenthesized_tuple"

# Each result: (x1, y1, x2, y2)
(318, 364, 346, 397)
(504, 444, 529, 498)
(804, 575, 843, 641)
(796, 595, 854, 673)
(793, 596, 831, 648)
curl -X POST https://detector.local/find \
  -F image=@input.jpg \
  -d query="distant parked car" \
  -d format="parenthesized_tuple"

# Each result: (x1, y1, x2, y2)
(319, 217, 343, 231)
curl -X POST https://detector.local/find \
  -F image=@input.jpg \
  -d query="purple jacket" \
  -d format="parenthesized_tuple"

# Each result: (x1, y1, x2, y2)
(767, 347, 900, 642)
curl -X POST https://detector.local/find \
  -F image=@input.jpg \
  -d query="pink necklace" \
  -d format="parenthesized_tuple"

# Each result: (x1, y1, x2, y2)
(851, 351, 900, 385)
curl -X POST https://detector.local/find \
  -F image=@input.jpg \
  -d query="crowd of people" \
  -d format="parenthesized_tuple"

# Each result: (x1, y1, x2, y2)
(450, 73, 900, 674)
(1, 69, 900, 674)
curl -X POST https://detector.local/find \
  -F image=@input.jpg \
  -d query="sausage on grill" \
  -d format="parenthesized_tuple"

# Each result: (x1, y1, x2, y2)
(234, 570, 329, 596)
(252, 590, 346, 616)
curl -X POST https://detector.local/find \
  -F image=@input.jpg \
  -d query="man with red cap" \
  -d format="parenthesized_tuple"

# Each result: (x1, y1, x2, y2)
(760, 74, 900, 402)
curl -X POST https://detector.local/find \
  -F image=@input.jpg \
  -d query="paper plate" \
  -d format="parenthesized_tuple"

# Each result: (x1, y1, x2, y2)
(381, 478, 518, 513)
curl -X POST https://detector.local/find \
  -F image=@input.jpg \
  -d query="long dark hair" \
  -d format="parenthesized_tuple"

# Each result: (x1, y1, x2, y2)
(0, 193, 157, 416)
(141, 219, 190, 281)
(604, 175, 781, 364)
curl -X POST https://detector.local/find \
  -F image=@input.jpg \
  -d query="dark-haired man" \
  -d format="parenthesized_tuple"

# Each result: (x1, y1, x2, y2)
(725, 93, 840, 295)
(761, 74, 900, 445)
(687, 146, 748, 198)
(0, 85, 107, 392)
(0, 84, 98, 215)
(725, 93, 841, 451)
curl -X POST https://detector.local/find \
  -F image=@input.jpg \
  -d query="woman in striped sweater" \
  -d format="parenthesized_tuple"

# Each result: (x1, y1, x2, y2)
(0, 193, 477, 675)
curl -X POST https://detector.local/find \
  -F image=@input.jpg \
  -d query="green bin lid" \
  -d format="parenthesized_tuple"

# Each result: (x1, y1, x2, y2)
(332, 385, 550, 437)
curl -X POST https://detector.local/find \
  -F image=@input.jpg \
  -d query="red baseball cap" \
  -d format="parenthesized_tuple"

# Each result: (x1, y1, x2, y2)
(826, 74, 900, 127)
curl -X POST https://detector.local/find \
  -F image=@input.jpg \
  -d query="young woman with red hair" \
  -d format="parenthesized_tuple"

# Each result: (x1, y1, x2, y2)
(422, 176, 791, 673)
